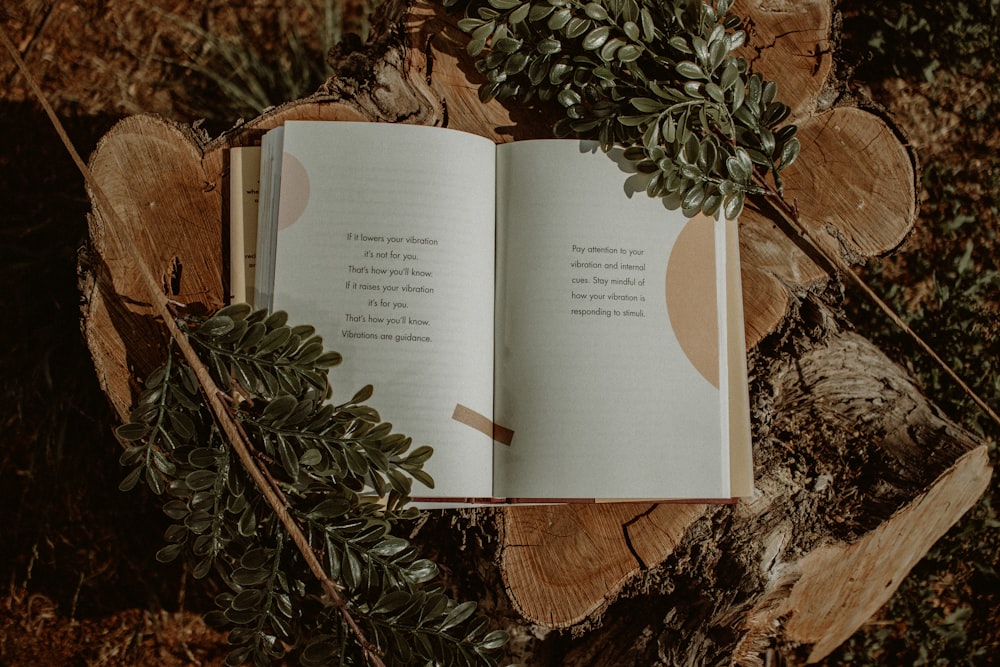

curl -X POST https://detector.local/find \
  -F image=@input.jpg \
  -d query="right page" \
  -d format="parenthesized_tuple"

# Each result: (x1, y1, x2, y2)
(493, 140, 740, 500)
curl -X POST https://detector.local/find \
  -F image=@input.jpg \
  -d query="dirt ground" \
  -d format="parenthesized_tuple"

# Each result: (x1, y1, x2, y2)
(1, 0, 998, 665)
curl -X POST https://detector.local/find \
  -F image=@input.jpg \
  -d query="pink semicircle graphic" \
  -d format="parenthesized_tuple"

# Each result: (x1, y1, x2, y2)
(277, 153, 310, 231)
(665, 214, 719, 388)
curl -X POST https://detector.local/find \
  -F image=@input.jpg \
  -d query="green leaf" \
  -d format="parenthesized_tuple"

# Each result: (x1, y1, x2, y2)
(508, 2, 530, 24)
(582, 25, 611, 51)
(309, 497, 350, 520)
(145, 365, 168, 389)
(584, 2, 608, 20)
(705, 82, 725, 103)
(116, 422, 151, 442)
(708, 37, 728, 72)
(193, 556, 213, 579)
(128, 402, 159, 424)
(548, 61, 572, 84)
(479, 629, 510, 650)
(407, 559, 439, 585)
(198, 315, 235, 337)
(456, 17, 486, 32)
(151, 449, 176, 475)
(683, 134, 700, 164)
(299, 448, 323, 466)
(238, 505, 257, 537)
(676, 60, 705, 79)
(168, 410, 196, 441)
(409, 470, 434, 489)
(534, 39, 559, 58)
(404, 445, 434, 465)
(257, 326, 291, 355)
(231, 588, 265, 611)
(702, 192, 723, 216)
(778, 136, 800, 170)
(640, 7, 655, 41)
(185, 469, 218, 492)
(343, 548, 362, 590)
(599, 37, 625, 62)
(547, 7, 571, 30)
(760, 127, 775, 156)
(440, 601, 478, 632)
(726, 155, 749, 182)
(350, 384, 374, 404)
(263, 395, 297, 422)
(564, 16, 591, 39)
(208, 352, 230, 389)
(119, 445, 147, 468)
(617, 43, 642, 62)
(185, 509, 214, 533)
(557, 89, 582, 108)
(188, 447, 218, 469)
(505, 52, 529, 75)
(630, 97, 664, 113)
(163, 499, 189, 520)
(606, 15, 631, 38)
(682, 183, 706, 211)
(224, 646, 253, 667)
(301, 638, 339, 667)
(232, 567, 272, 587)
(156, 543, 183, 563)
(747, 74, 762, 109)
(467, 36, 487, 57)
(372, 590, 413, 615)
(528, 3, 554, 21)
(119, 465, 143, 492)
(724, 191, 745, 219)
(314, 351, 342, 368)
(370, 537, 410, 557)
(493, 36, 521, 54)
(276, 435, 300, 481)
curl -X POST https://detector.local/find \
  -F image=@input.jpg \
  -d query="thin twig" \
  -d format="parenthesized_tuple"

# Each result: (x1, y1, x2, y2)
(0, 24, 385, 666)
(759, 181, 1000, 429)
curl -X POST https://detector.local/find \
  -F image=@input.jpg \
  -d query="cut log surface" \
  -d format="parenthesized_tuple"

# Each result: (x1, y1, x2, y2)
(79, 0, 989, 664)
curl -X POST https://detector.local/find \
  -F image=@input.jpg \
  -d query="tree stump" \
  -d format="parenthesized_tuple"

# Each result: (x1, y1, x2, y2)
(80, 0, 991, 663)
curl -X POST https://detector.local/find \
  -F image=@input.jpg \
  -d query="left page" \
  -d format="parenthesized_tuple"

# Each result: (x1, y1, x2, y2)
(267, 121, 498, 499)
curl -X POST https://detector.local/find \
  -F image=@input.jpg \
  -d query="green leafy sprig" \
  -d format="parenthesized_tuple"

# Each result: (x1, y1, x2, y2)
(446, 0, 800, 218)
(116, 303, 507, 667)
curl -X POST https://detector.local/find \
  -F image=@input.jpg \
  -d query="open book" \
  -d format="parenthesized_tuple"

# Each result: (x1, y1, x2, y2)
(230, 121, 752, 503)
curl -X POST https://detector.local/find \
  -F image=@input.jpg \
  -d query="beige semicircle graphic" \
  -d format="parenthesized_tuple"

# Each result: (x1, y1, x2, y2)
(277, 153, 310, 231)
(665, 213, 719, 388)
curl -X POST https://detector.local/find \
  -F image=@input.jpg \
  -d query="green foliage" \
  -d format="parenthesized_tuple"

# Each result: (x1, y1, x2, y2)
(444, 0, 799, 218)
(140, 0, 346, 126)
(116, 304, 507, 667)
(839, 0, 1000, 81)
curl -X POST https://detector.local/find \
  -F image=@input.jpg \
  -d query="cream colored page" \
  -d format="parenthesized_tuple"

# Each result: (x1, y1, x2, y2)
(726, 219, 754, 496)
(229, 146, 261, 305)
(271, 122, 496, 499)
(494, 140, 728, 500)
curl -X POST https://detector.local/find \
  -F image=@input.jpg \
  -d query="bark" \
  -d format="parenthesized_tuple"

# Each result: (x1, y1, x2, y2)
(79, 0, 989, 663)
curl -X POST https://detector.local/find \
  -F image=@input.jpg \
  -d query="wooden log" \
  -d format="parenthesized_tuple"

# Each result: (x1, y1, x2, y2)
(79, 0, 989, 663)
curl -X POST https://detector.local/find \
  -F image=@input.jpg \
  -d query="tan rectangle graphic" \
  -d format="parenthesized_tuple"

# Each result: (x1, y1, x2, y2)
(452, 404, 514, 446)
